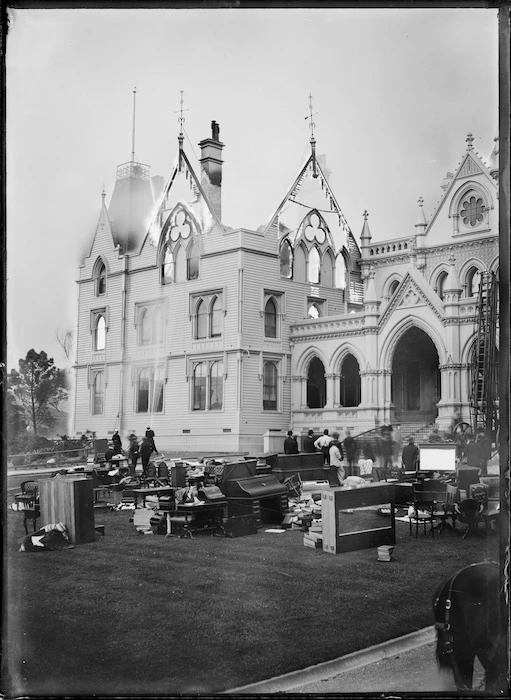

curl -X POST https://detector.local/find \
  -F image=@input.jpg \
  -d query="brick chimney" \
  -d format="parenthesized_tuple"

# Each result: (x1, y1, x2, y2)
(198, 121, 224, 221)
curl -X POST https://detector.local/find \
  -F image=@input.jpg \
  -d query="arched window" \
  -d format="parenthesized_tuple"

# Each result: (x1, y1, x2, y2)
(320, 250, 334, 288)
(139, 308, 152, 346)
(152, 306, 164, 345)
(263, 361, 278, 410)
(161, 246, 174, 285)
(279, 240, 293, 278)
(196, 300, 207, 339)
(308, 247, 320, 284)
(174, 245, 186, 283)
(209, 361, 223, 410)
(335, 253, 346, 289)
(437, 271, 448, 301)
(92, 371, 104, 415)
(187, 240, 200, 280)
(193, 363, 207, 411)
(95, 315, 106, 351)
(307, 357, 326, 408)
(294, 244, 307, 282)
(308, 303, 320, 319)
(389, 280, 399, 297)
(152, 366, 164, 413)
(466, 267, 481, 298)
(96, 261, 107, 296)
(339, 354, 361, 407)
(264, 298, 277, 338)
(460, 194, 486, 227)
(137, 368, 151, 413)
(211, 296, 222, 337)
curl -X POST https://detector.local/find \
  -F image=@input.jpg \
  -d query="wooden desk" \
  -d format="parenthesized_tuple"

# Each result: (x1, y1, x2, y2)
(132, 486, 177, 508)
(166, 502, 227, 539)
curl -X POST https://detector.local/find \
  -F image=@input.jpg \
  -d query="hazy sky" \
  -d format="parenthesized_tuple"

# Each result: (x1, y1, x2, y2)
(6, 7, 498, 371)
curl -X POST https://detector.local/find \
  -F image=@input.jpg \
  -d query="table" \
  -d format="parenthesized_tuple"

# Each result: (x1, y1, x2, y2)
(132, 486, 177, 508)
(166, 502, 226, 539)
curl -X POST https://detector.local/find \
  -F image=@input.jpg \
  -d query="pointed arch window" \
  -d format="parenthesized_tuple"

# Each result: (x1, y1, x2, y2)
(94, 315, 106, 351)
(161, 246, 174, 285)
(152, 306, 164, 345)
(137, 368, 151, 413)
(96, 261, 107, 296)
(196, 300, 208, 339)
(211, 296, 222, 337)
(339, 354, 361, 407)
(335, 253, 346, 289)
(92, 371, 104, 415)
(264, 298, 277, 338)
(139, 308, 152, 346)
(436, 271, 448, 301)
(193, 363, 207, 411)
(263, 361, 278, 410)
(308, 247, 321, 284)
(466, 267, 481, 298)
(187, 240, 200, 280)
(279, 240, 293, 278)
(307, 357, 326, 408)
(209, 361, 223, 410)
(308, 303, 320, 319)
(389, 280, 399, 297)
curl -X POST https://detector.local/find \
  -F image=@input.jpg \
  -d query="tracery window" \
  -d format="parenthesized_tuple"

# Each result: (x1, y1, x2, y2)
(211, 296, 222, 337)
(136, 366, 165, 413)
(187, 240, 200, 280)
(308, 247, 321, 284)
(460, 196, 485, 227)
(279, 240, 293, 278)
(161, 246, 174, 285)
(196, 300, 208, 339)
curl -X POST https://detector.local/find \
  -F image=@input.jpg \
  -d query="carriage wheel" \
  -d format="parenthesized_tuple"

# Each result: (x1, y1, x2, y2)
(453, 422, 472, 439)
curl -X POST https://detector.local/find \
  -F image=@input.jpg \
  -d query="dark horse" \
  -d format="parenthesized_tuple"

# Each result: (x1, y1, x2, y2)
(433, 560, 508, 693)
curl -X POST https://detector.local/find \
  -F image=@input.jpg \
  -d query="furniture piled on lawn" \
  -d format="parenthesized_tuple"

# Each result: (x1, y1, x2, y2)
(219, 468, 288, 526)
(455, 498, 485, 539)
(322, 483, 396, 554)
(132, 485, 177, 508)
(166, 501, 227, 539)
(270, 453, 331, 484)
(39, 475, 95, 545)
(13, 480, 40, 534)
(456, 466, 482, 500)
(408, 480, 448, 539)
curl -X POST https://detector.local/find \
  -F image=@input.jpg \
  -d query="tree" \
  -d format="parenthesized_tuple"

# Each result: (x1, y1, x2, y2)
(8, 349, 68, 437)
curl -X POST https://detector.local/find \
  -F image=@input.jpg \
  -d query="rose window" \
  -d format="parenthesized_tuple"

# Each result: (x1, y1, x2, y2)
(460, 196, 485, 227)
(170, 210, 191, 241)
(304, 213, 326, 244)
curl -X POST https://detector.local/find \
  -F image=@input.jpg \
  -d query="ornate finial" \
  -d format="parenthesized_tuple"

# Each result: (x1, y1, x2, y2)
(363, 210, 368, 220)
(418, 196, 424, 206)
(305, 93, 318, 140)
(101, 184, 106, 202)
(174, 89, 189, 136)
(466, 133, 474, 151)
(131, 87, 137, 162)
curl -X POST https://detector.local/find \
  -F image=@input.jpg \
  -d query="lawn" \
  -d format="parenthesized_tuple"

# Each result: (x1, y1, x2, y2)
(3, 504, 499, 696)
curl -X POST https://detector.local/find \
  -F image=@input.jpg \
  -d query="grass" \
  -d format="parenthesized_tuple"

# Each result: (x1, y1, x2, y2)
(4, 504, 499, 696)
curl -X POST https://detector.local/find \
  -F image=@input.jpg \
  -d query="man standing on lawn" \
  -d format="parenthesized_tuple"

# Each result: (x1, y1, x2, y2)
(329, 432, 345, 485)
(314, 429, 333, 465)
(401, 436, 419, 472)
(343, 430, 357, 476)
(140, 437, 154, 478)
(145, 426, 158, 454)
(284, 430, 299, 454)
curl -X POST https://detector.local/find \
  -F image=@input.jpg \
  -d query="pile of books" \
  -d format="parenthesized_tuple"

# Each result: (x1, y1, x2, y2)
(303, 517, 323, 548)
(377, 545, 394, 561)
(281, 495, 322, 530)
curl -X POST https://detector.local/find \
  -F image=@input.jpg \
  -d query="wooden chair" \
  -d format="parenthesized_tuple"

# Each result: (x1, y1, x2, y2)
(455, 498, 484, 539)
(15, 480, 40, 535)
(437, 484, 458, 534)
(408, 481, 447, 539)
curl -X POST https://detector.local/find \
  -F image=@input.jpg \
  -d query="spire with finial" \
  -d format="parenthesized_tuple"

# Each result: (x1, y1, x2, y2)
(174, 89, 188, 155)
(131, 87, 137, 162)
(415, 196, 427, 229)
(360, 209, 372, 244)
(101, 184, 106, 204)
(305, 93, 319, 179)
(466, 132, 474, 151)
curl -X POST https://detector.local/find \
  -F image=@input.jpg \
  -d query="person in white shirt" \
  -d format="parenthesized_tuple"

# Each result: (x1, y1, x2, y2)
(329, 432, 345, 485)
(314, 429, 333, 465)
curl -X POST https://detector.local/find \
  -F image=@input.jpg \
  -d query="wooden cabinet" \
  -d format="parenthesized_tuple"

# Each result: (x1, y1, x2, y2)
(322, 483, 396, 554)
(39, 477, 95, 544)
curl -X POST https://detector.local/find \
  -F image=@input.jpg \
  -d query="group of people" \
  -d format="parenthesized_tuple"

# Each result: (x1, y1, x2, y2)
(283, 428, 367, 486)
(103, 426, 159, 477)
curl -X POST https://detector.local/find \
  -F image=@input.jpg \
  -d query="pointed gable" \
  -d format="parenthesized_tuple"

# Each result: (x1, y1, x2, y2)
(146, 146, 223, 251)
(378, 265, 445, 329)
(421, 135, 497, 247)
(264, 152, 353, 256)
(85, 194, 118, 261)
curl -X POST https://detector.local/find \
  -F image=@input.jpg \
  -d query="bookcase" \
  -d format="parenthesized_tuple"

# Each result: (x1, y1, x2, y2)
(321, 483, 395, 554)
(39, 476, 95, 544)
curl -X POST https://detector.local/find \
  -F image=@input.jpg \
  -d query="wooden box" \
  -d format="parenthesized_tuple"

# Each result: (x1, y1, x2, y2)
(39, 477, 95, 544)
(321, 483, 396, 555)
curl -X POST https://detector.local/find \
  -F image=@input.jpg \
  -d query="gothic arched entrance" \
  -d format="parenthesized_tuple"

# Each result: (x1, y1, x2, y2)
(391, 327, 440, 422)
(307, 357, 326, 408)
(339, 354, 361, 407)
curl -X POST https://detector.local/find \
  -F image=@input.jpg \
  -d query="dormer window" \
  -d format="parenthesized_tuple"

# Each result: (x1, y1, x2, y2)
(460, 196, 485, 227)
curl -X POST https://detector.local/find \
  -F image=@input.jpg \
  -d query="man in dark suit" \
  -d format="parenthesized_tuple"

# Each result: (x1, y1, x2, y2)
(284, 430, 299, 455)
(302, 429, 316, 453)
